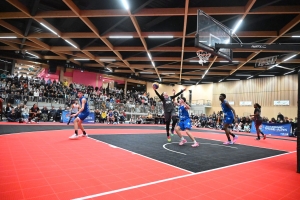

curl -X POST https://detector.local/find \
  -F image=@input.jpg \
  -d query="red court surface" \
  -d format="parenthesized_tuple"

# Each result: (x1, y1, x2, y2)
(0, 124, 299, 200)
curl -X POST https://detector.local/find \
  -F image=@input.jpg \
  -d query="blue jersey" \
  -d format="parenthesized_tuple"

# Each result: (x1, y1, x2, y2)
(79, 97, 90, 114)
(220, 100, 233, 117)
(178, 105, 190, 120)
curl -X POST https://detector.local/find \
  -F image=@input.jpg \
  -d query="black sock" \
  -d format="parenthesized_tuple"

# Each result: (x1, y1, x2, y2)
(226, 135, 231, 141)
(75, 130, 78, 135)
(83, 131, 86, 135)
(230, 133, 235, 138)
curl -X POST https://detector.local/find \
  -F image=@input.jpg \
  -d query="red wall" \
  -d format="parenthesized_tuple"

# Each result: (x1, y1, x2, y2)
(72, 70, 101, 87)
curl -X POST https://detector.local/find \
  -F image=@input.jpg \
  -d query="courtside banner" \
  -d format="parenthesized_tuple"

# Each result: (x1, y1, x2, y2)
(250, 121, 291, 136)
(62, 111, 95, 124)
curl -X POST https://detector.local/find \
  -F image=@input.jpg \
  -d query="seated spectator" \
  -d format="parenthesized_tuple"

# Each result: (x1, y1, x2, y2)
(49, 106, 56, 122)
(238, 122, 244, 132)
(113, 109, 119, 124)
(129, 116, 136, 124)
(119, 110, 126, 124)
(232, 123, 239, 132)
(100, 110, 107, 123)
(107, 110, 114, 124)
(41, 106, 49, 122)
(28, 104, 40, 123)
(94, 109, 101, 123)
(244, 123, 250, 133)
(5, 102, 13, 117)
(136, 116, 143, 124)
(7, 108, 17, 122)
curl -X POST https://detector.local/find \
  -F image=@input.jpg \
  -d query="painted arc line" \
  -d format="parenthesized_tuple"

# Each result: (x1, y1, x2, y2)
(163, 143, 187, 155)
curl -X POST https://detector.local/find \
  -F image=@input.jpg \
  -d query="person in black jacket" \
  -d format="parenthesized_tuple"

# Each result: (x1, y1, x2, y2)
(153, 86, 186, 142)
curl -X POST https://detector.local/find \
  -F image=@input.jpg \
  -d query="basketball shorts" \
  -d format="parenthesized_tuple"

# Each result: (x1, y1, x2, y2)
(223, 115, 234, 124)
(178, 118, 192, 131)
(78, 112, 89, 121)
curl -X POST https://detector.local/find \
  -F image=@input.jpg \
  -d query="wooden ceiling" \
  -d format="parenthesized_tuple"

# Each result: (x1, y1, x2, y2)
(0, 0, 299, 85)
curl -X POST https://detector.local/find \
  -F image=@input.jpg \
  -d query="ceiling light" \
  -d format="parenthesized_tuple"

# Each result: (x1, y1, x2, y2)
(284, 70, 295, 75)
(151, 61, 155, 67)
(218, 79, 223, 83)
(291, 36, 300, 38)
(74, 58, 90, 61)
(268, 64, 278, 69)
(121, 0, 129, 10)
(109, 36, 133, 38)
(202, 82, 213, 83)
(161, 73, 175, 75)
(283, 54, 297, 62)
(199, 41, 207, 43)
(235, 74, 251, 76)
(26, 51, 39, 58)
(40, 23, 59, 36)
(100, 59, 116, 62)
(258, 75, 275, 76)
(27, 72, 29, 74)
(106, 67, 112, 72)
(189, 60, 199, 62)
(159, 77, 161, 82)
(64, 40, 78, 49)
(19, 67, 21, 69)
(148, 36, 173, 38)
(0, 36, 17, 38)
(247, 76, 253, 79)
(140, 72, 153, 74)
(227, 79, 240, 80)
(219, 61, 239, 63)
(232, 19, 243, 34)
(148, 53, 152, 60)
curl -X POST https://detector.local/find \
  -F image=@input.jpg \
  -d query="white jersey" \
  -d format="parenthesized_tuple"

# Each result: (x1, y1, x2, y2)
(71, 104, 79, 113)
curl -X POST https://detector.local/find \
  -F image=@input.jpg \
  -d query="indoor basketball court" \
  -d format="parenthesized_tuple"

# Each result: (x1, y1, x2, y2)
(0, 0, 300, 200)
(0, 123, 298, 199)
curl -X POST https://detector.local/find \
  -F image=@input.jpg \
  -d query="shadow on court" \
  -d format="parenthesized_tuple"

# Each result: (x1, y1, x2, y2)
(90, 134, 287, 173)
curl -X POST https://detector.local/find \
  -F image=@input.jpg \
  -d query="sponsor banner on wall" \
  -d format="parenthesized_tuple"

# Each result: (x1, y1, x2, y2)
(239, 101, 252, 106)
(250, 121, 292, 136)
(62, 111, 95, 124)
(228, 101, 234, 105)
(274, 100, 289, 106)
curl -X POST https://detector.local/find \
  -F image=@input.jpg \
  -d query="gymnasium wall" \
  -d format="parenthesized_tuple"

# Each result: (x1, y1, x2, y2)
(146, 74, 297, 119)
(209, 74, 297, 119)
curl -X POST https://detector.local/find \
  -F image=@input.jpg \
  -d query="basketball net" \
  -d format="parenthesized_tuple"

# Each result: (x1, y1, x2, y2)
(196, 50, 211, 66)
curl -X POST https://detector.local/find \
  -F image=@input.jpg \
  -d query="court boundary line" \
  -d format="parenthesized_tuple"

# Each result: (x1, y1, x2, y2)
(73, 151, 295, 200)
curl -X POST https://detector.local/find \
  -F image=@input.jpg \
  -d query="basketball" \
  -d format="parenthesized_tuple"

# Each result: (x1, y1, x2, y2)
(152, 82, 159, 89)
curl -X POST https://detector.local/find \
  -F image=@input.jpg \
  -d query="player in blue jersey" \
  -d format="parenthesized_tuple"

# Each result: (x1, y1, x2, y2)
(174, 97, 199, 147)
(69, 90, 90, 139)
(219, 93, 238, 145)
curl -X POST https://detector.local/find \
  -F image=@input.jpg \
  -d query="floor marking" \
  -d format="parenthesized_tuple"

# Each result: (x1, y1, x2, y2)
(87, 137, 194, 174)
(163, 143, 187, 155)
(73, 151, 294, 200)
(163, 142, 238, 155)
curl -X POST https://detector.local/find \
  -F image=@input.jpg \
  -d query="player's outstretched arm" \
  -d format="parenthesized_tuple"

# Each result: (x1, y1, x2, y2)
(171, 88, 186, 99)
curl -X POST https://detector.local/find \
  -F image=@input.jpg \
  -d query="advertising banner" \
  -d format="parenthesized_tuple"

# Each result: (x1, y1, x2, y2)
(250, 121, 292, 136)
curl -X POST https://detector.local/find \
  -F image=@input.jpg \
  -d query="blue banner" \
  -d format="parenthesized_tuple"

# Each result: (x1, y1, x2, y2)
(250, 121, 292, 136)
(62, 111, 95, 124)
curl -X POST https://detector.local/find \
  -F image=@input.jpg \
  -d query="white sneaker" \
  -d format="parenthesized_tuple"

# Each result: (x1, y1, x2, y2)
(69, 134, 79, 139)
(79, 134, 88, 137)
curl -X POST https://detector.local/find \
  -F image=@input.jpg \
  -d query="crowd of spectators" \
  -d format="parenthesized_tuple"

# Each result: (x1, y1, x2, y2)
(0, 73, 297, 136)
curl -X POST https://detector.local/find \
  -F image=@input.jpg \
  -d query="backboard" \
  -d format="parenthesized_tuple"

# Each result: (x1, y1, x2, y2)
(195, 10, 233, 61)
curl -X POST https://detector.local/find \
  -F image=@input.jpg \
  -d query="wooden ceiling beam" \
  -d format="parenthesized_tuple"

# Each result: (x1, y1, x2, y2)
(179, 0, 189, 82)
(1, 6, 299, 20)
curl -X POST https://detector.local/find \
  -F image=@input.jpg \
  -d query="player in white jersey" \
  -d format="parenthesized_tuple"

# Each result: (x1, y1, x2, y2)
(67, 100, 80, 125)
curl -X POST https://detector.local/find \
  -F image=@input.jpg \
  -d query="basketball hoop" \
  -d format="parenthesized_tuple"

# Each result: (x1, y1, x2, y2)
(196, 50, 211, 66)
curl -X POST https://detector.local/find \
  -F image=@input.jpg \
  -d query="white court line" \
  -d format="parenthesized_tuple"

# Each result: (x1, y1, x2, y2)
(163, 143, 187, 155)
(87, 137, 194, 174)
(73, 151, 295, 200)
(162, 142, 238, 155)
